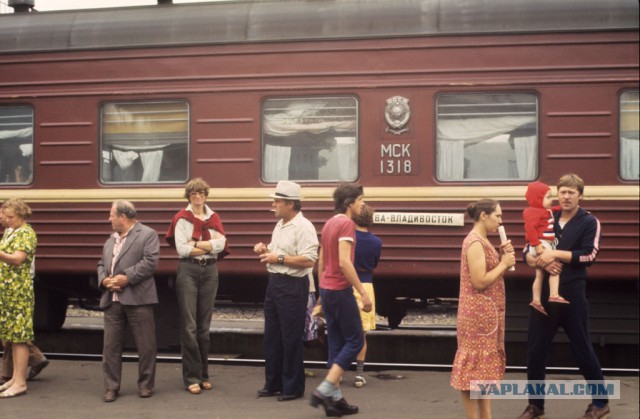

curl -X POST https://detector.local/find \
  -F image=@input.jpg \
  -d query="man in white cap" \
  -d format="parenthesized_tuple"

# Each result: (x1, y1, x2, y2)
(253, 181, 319, 401)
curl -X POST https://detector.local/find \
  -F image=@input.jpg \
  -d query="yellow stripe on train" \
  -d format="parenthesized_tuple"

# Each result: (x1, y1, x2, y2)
(1, 185, 638, 203)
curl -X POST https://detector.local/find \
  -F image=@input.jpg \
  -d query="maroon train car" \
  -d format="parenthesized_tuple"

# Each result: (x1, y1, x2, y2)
(1, 0, 638, 332)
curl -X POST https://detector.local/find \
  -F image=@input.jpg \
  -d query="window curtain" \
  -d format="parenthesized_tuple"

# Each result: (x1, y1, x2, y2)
(437, 116, 535, 180)
(264, 144, 291, 182)
(139, 150, 164, 182)
(513, 135, 537, 180)
(0, 127, 32, 140)
(112, 146, 165, 182)
(437, 140, 465, 180)
(620, 137, 639, 179)
(264, 101, 356, 137)
(336, 139, 357, 180)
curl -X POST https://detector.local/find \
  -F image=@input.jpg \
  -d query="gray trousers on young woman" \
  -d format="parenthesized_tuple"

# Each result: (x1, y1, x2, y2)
(175, 260, 219, 387)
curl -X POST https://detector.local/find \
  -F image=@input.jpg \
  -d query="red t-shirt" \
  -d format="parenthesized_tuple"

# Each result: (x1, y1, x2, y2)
(320, 214, 356, 290)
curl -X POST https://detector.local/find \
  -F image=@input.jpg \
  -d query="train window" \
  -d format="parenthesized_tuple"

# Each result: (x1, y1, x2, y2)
(435, 93, 538, 181)
(262, 97, 358, 182)
(620, 91, 639, 180)
(0, 106, 33, 185)
(100, 101, 189, 184)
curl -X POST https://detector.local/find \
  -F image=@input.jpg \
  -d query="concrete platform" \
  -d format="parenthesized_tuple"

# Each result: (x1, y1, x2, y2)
(32, 315, 639, 369)
(0, 360, 637, 418)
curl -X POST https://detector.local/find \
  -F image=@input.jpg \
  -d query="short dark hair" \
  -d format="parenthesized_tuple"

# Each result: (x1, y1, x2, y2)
(466, 199, 499, 221)
(333, 183, 363, 214)
(113, 200, 137, 219)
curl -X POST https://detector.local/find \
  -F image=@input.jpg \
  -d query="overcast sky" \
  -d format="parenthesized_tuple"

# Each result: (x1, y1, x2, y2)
(2, 0, 221, 12)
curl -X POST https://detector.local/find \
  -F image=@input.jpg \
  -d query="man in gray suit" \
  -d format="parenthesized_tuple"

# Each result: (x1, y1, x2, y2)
(97, 200, 160, 402)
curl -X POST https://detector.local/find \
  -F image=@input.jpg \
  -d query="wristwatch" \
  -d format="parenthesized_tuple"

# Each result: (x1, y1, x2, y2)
(277, 254, 285, 265)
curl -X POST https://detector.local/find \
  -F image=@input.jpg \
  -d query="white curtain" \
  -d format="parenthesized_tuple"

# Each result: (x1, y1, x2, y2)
(264, 144, 291, 182)
(437, 116, 536, 180)
(437, 116, 534, 144)
(0, 127, 32, 140)
(112, 149, 139, 169)
(139, 150, 164, 182)
(19, 144, 33, 157)
(437, 140, 465, 180)
(513, 135, 537, 180)
(336, 139, 357, 180)
(112, 147, 165, 182)
(621, 137, 639, 179)
(264, 101, 356, 137)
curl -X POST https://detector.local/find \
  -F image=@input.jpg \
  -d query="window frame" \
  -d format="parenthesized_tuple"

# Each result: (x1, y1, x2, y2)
(260, 95, 359, 184)
(98, 100, 190, 185)
(619, 90, 639, 181)
(0, 104, 35, 186)
(434, 91, 540, 183)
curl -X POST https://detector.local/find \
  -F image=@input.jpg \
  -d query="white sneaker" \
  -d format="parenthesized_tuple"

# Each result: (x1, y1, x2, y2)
(354, 375, 366, 388)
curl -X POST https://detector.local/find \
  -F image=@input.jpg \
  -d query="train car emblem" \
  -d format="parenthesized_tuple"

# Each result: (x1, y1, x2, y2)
(385, 96, 411, 135)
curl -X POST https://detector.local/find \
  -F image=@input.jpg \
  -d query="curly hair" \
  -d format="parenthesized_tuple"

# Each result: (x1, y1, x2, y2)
(184, 177, 210, 200)
(1, 198, 33, 220)
(353, 203, 374, 227)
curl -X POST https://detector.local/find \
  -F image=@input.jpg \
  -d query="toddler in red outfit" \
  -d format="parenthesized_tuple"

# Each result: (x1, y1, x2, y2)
(523, 181, 570, 315)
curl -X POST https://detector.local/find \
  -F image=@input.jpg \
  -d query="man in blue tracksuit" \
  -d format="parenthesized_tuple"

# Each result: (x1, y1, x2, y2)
(518, 174, 609, 419)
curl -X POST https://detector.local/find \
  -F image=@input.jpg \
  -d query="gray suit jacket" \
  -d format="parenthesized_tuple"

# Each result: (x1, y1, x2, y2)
(97, 222, 160, 309)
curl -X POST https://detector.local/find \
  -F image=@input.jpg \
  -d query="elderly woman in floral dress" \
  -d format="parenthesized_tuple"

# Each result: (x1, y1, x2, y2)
(0, 198, 37, 398)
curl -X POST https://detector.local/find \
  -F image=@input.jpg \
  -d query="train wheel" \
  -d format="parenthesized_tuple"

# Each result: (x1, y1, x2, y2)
(34, 282, 68, 332)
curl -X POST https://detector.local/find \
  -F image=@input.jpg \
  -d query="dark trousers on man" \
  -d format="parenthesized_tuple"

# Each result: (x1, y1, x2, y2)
(526, 280, 607, 409)
(102, 302, 156, 392)
(320, 287, 364, 371)
(263, 273, 309, 396)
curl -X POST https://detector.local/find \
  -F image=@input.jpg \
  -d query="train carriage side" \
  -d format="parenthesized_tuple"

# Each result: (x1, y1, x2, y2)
(0, 0, 638, 334)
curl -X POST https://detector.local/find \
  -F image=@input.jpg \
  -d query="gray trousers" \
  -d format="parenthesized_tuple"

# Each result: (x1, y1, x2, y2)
(102, 302, 156, 391)
(175, 260, 219, 387)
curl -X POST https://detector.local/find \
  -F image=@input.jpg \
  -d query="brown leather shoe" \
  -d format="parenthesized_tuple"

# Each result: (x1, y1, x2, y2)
(139, 387, 153, 398)
(581, 403, 611, 419)
(517, 404, 544, 419)
(103, 389, 118, 403)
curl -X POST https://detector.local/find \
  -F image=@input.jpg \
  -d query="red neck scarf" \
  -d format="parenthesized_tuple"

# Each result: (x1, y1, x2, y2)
(165, 209, 229, 259)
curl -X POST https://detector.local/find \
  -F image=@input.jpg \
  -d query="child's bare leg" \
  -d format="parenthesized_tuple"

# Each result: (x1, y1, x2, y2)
(549, 274, 560, 297)
(531, 269, 544, 304)
(529, 269, 548, 315)
(548, 274, 570, 304)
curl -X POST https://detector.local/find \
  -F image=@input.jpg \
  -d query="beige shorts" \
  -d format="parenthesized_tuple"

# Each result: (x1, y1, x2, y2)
(354, 282, 376, 331)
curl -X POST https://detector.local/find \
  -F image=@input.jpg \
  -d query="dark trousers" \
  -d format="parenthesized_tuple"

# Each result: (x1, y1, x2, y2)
(320, 287, 364, 371)
(176, 260, 219, 387)
(263, 273, 309, 395)
(526, 280, 607, 409)
(102, 302, 156, 391)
